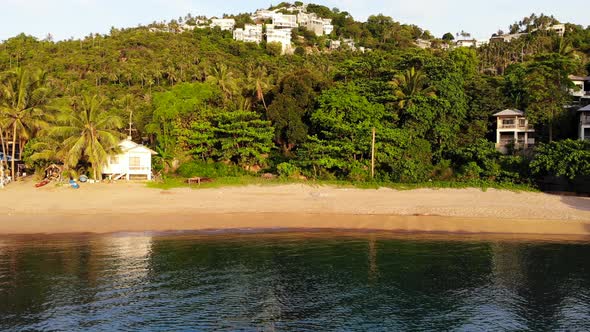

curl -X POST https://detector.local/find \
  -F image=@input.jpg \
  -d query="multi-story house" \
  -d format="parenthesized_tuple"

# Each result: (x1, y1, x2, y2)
(272, 14, 298, 29)
(210, 19, 235, 31)
(579, 105, 590, 141)
(415, 39, 432, 49)
(266, 26, 292, 54)
(569, 75, 590, 99)
(233, 24, 263, 44)
(493, 109, 535, 153)
(252, 9, 276, 21)
(306, 18, 333, 36)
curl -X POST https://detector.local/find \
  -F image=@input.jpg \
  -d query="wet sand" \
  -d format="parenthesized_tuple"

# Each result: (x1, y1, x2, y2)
(1, 181, 589, 235)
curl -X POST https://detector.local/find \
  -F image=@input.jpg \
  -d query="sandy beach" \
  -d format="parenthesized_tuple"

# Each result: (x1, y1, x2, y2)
(1, 181, 589, 235)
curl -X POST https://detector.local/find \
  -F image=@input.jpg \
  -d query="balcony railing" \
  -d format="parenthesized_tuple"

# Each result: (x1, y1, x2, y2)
(498, 123, 529, 130)
(129, 166, 150, 171)
(498, 139, 535, 146)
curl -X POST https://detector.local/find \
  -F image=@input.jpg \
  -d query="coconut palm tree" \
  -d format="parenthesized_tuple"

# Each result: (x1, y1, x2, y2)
(390, 67, 436, 109)
(0, 68, 52, 180)
(206, 63, 237, 103)
(246, 64, 272, 111)
(50, 94, 123, 180)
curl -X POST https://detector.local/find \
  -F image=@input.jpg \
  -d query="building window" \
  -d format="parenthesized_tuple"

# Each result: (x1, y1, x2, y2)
(519, 119, 526, 127)
(502, 119, 514, 125)
(129, 156, 141, 168)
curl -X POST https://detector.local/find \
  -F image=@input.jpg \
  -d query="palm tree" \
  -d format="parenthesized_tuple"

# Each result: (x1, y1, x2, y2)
(0, 68, 52, 180)
(390, 67, 436, 109)
(206, 63, 237, 103)
(246, 64, 271, 111)
(553, 37, 575, 58)
(50, 95, 123, 180)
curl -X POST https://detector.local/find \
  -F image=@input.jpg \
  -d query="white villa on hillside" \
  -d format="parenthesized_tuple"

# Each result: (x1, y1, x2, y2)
(493, 109, 535, 153)
(579, 105, 590, 141)
(307, 17, 333, 35)
(266, 26, 292, 54)
(210, 18, 235, 31)
(570, 75, 590, 99)
(272, 14, 298, 29)
(233, 24, 263, 43)
(415, 39, 432, 49)
(103, 138, 157, 181)
(456, 39, 477, 48)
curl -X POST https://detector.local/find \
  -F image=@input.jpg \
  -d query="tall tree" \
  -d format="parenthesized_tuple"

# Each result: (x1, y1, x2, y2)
(50, 95, 123, 179)
(390, 67, 436, 110)
(521, 54, 576, 141)
(0, 68, 51, 179)
(206, 63, 238, 104)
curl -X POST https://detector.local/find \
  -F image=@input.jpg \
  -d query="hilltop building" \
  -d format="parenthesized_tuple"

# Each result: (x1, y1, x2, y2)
(252, 9, 276, 21)
(307, 17, 333, 36)
(547, 24, 566, 37)
(490, 33, 527, 43)
(490, 24, 566, 43)
(233, 24, 264, 43)
(272, 14, 298, 29)
(456, 39, 477, 48)
(415, 39, 432, 49)
(493, 109, 535, 153)
(266, 26, 293, 54)
(210, 18, 236, 31)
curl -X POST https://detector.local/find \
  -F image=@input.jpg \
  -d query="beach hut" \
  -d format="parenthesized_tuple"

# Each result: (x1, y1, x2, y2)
(103, 138, 157, 181)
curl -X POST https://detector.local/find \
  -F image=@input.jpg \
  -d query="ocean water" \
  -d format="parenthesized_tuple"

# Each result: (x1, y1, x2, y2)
(1, 231, 590, 331)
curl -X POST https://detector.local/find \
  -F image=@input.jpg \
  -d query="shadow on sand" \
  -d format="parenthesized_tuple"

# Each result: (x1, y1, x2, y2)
(561, 196, 590, 212)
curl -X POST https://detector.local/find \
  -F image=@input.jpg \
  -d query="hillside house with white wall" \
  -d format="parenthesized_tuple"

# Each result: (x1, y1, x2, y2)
(210, 18, 235, 31)
(272, 14, 298, 29)
(490, 33, 527, 43)
(233, 24, 263, 43)
(579, 105, 590, 141)
(252, 9, 276, 21)
(103, 138, 157, 181)
(456, 39, 477, 48)
(493, 110, 535, 153)
(266, 26, 292, 54)
(415, 39, 432, 49)
(306, 17, 333, 36)
(569, 75, 590, 99)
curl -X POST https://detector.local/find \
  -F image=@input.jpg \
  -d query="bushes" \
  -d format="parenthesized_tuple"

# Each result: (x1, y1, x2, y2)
(530, 139, 590, 179)
(276, 162, 301, 178)
(177, 161, 246, 178)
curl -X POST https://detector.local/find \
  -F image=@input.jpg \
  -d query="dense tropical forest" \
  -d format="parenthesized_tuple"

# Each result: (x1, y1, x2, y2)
(1, 3, 589, 188)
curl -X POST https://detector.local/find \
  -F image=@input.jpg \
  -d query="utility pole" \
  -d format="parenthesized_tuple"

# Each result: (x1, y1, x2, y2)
(371, 127, 376, 179)
(128, 110, 137, 139)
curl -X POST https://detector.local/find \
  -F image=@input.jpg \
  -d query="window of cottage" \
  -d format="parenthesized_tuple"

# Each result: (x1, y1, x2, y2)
(129, 156, 141, 167)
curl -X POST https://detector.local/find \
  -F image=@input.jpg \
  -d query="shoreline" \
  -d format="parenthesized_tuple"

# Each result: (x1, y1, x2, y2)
(1, 182, 589, 236)
(2, 212, 590, 237)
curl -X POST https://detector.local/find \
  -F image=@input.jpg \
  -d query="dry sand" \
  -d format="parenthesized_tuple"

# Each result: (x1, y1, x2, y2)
(0, 181, 589, 236)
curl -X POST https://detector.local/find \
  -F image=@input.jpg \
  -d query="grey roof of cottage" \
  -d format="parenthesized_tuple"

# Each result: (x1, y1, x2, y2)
(578, 104, 590, 112)
(493, 109, 525, 117)
(569, 75, 590, 81)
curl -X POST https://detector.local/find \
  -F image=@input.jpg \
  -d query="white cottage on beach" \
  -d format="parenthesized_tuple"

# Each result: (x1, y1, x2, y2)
(103, 138, 157, 181)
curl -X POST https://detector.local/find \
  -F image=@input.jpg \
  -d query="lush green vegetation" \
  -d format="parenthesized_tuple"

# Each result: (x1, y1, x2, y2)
(0, 6, 589, 190)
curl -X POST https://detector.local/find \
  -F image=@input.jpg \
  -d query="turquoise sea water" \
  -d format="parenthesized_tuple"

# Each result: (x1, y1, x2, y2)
(1, 231, 590, 331)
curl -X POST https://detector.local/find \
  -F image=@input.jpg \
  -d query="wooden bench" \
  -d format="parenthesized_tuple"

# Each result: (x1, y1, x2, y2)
(187, 177, 202, 186)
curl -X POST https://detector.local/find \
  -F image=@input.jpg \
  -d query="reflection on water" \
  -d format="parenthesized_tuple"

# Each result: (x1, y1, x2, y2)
(1, 232, 590, 331)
